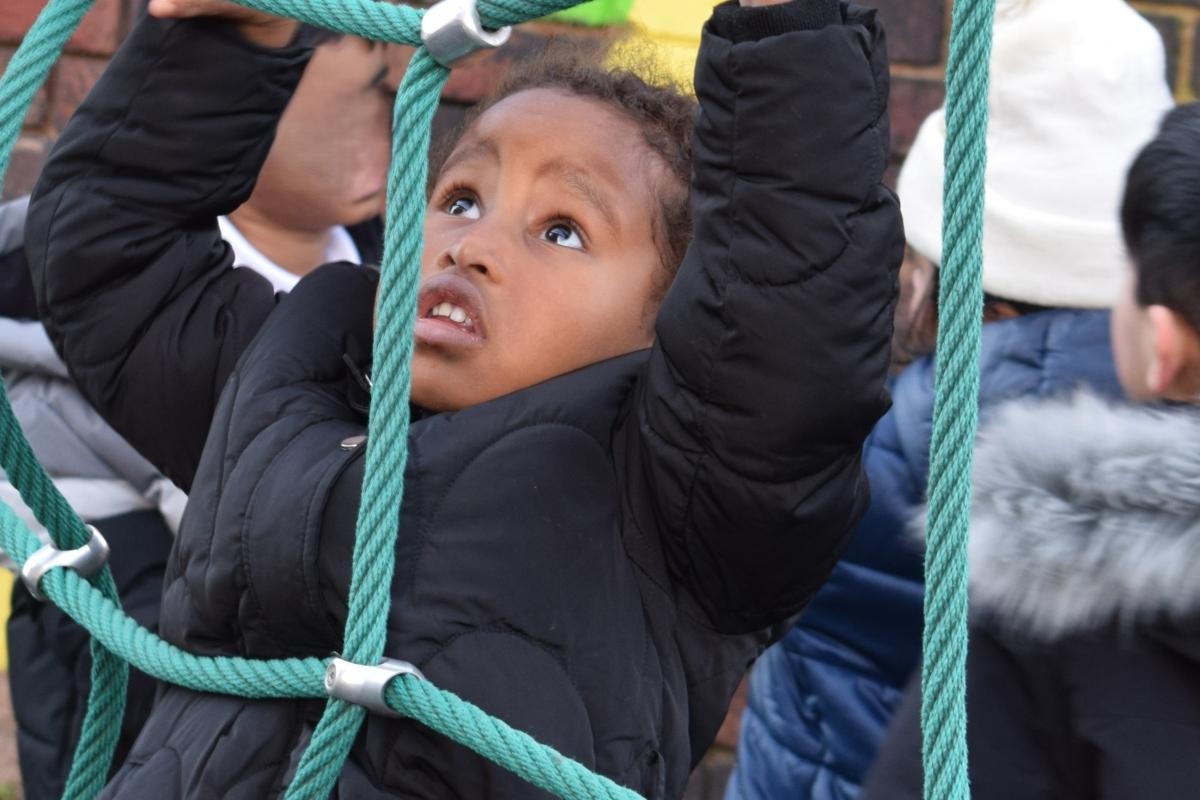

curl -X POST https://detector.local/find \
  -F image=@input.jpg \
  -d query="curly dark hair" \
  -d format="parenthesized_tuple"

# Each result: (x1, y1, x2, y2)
(431, 49, 697, 302)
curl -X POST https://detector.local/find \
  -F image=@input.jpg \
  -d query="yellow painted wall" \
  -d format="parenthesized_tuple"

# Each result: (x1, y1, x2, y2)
(620, 1, 711, 86)
(0, 570, 11, 671)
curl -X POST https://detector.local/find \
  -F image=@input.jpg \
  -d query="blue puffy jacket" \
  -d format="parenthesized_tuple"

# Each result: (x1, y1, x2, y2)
(727, 308, 1123, 800)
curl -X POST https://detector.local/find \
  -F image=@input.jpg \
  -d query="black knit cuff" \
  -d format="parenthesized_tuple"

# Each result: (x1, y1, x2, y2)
(709, 0, 842, 43)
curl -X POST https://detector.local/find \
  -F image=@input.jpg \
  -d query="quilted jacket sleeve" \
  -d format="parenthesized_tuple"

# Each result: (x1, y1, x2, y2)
(25, 17, 311, 490)
(632, 1, 902, 634)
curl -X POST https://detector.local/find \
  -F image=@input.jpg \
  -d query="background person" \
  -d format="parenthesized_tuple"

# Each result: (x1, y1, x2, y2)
(1, 17, 390, 798)
(728, 1, 1174, 797)
(861, 100, 1200, 800)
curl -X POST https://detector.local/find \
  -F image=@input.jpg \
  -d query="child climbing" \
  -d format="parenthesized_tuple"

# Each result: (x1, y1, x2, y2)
(25, 0, 900, 796)
(861, 103, 1200, 800)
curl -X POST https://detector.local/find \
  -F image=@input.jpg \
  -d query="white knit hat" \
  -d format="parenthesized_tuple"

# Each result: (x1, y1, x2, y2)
(898, 0, 1175, 309)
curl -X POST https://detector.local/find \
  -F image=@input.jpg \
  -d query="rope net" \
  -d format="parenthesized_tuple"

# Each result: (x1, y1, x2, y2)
(0, 1, 992, 798)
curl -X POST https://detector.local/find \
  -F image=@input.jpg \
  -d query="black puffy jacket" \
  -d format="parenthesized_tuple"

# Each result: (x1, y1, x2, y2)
(1, 188, 381, 800)
(27, 3, 900, 797)
(860, 394, 1200, 800)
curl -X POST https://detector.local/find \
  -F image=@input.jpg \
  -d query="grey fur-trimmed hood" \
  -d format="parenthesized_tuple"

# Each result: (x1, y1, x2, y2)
(955, 392, 1200, 641)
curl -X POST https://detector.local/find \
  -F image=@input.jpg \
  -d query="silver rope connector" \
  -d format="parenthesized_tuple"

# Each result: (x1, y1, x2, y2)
(421, 0, 512, 67)
(21, 524, 110, 601)
(325, 656, 426, 717)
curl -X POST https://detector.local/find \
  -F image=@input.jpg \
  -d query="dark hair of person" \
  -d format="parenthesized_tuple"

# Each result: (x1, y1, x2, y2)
(429, 47, 698, 303)
(1121, 102, 1200, 333)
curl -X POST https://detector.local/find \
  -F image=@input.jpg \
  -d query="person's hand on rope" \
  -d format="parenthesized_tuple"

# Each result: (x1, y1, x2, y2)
(147, 0, 299, 47)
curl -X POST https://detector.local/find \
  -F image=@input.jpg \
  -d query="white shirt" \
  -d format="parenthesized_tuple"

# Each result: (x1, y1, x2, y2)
(217, 216, 361, 293)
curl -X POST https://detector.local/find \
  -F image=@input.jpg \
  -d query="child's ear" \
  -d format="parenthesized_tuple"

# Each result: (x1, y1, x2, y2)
(1146, 305, 1200, 398)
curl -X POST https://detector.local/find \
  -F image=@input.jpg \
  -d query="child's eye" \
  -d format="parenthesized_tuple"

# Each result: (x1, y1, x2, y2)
(445, 196, 480, 219)
(544, 223, 584, 250)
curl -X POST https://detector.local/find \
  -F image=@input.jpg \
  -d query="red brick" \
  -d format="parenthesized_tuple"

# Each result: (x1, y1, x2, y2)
(889, 75, 945, 159)
(70, 0, 125, 54)
(50, 55, 106, 131)
(0, 0, 125, 56)
(0, 0, 42, 45)
(875, 0, 945, 66)
(2, 134, 52, 200)
(0, 47, 49, 127)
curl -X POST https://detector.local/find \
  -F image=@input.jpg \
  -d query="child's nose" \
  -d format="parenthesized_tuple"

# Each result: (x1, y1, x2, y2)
(444, 225, 505, 281)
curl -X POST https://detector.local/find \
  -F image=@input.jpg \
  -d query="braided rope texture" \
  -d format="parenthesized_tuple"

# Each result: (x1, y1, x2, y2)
(920, 1, 996, 799)
(0, 0, 649, 797)
(0, 6, 131, 792)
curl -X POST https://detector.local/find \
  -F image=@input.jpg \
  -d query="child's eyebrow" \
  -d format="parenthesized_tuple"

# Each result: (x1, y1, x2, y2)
(538, 160, 620, 234)
(440, 137, 500, 175)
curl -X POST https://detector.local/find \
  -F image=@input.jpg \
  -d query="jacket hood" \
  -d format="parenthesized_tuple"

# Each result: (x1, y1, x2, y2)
(961, 392, 1200, 642)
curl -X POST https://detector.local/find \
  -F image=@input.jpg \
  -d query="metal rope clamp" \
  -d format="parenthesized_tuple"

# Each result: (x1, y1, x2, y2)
(20, 525, 110, 601)
(421, 0, 512, 68)
(325, 657, 426, 717)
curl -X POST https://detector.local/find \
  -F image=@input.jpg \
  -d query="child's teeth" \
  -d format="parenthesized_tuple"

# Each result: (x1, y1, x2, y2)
(428, 302, 470, 326)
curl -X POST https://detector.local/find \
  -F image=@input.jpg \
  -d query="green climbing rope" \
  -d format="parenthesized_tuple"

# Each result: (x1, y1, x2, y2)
(922, 0, 995, 799)
(0, 2, 130, 795)
(0, 0, 996, 797)
(0, 501, 642, 800)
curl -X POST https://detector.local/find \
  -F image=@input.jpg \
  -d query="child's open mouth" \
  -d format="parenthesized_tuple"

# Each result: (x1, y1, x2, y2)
(414, 273, 488, 350)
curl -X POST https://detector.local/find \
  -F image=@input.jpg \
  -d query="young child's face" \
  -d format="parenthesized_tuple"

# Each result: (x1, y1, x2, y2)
(412, 89, 667, 411)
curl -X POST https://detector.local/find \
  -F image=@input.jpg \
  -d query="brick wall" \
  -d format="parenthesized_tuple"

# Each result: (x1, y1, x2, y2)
(1, 0, 139, 199)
